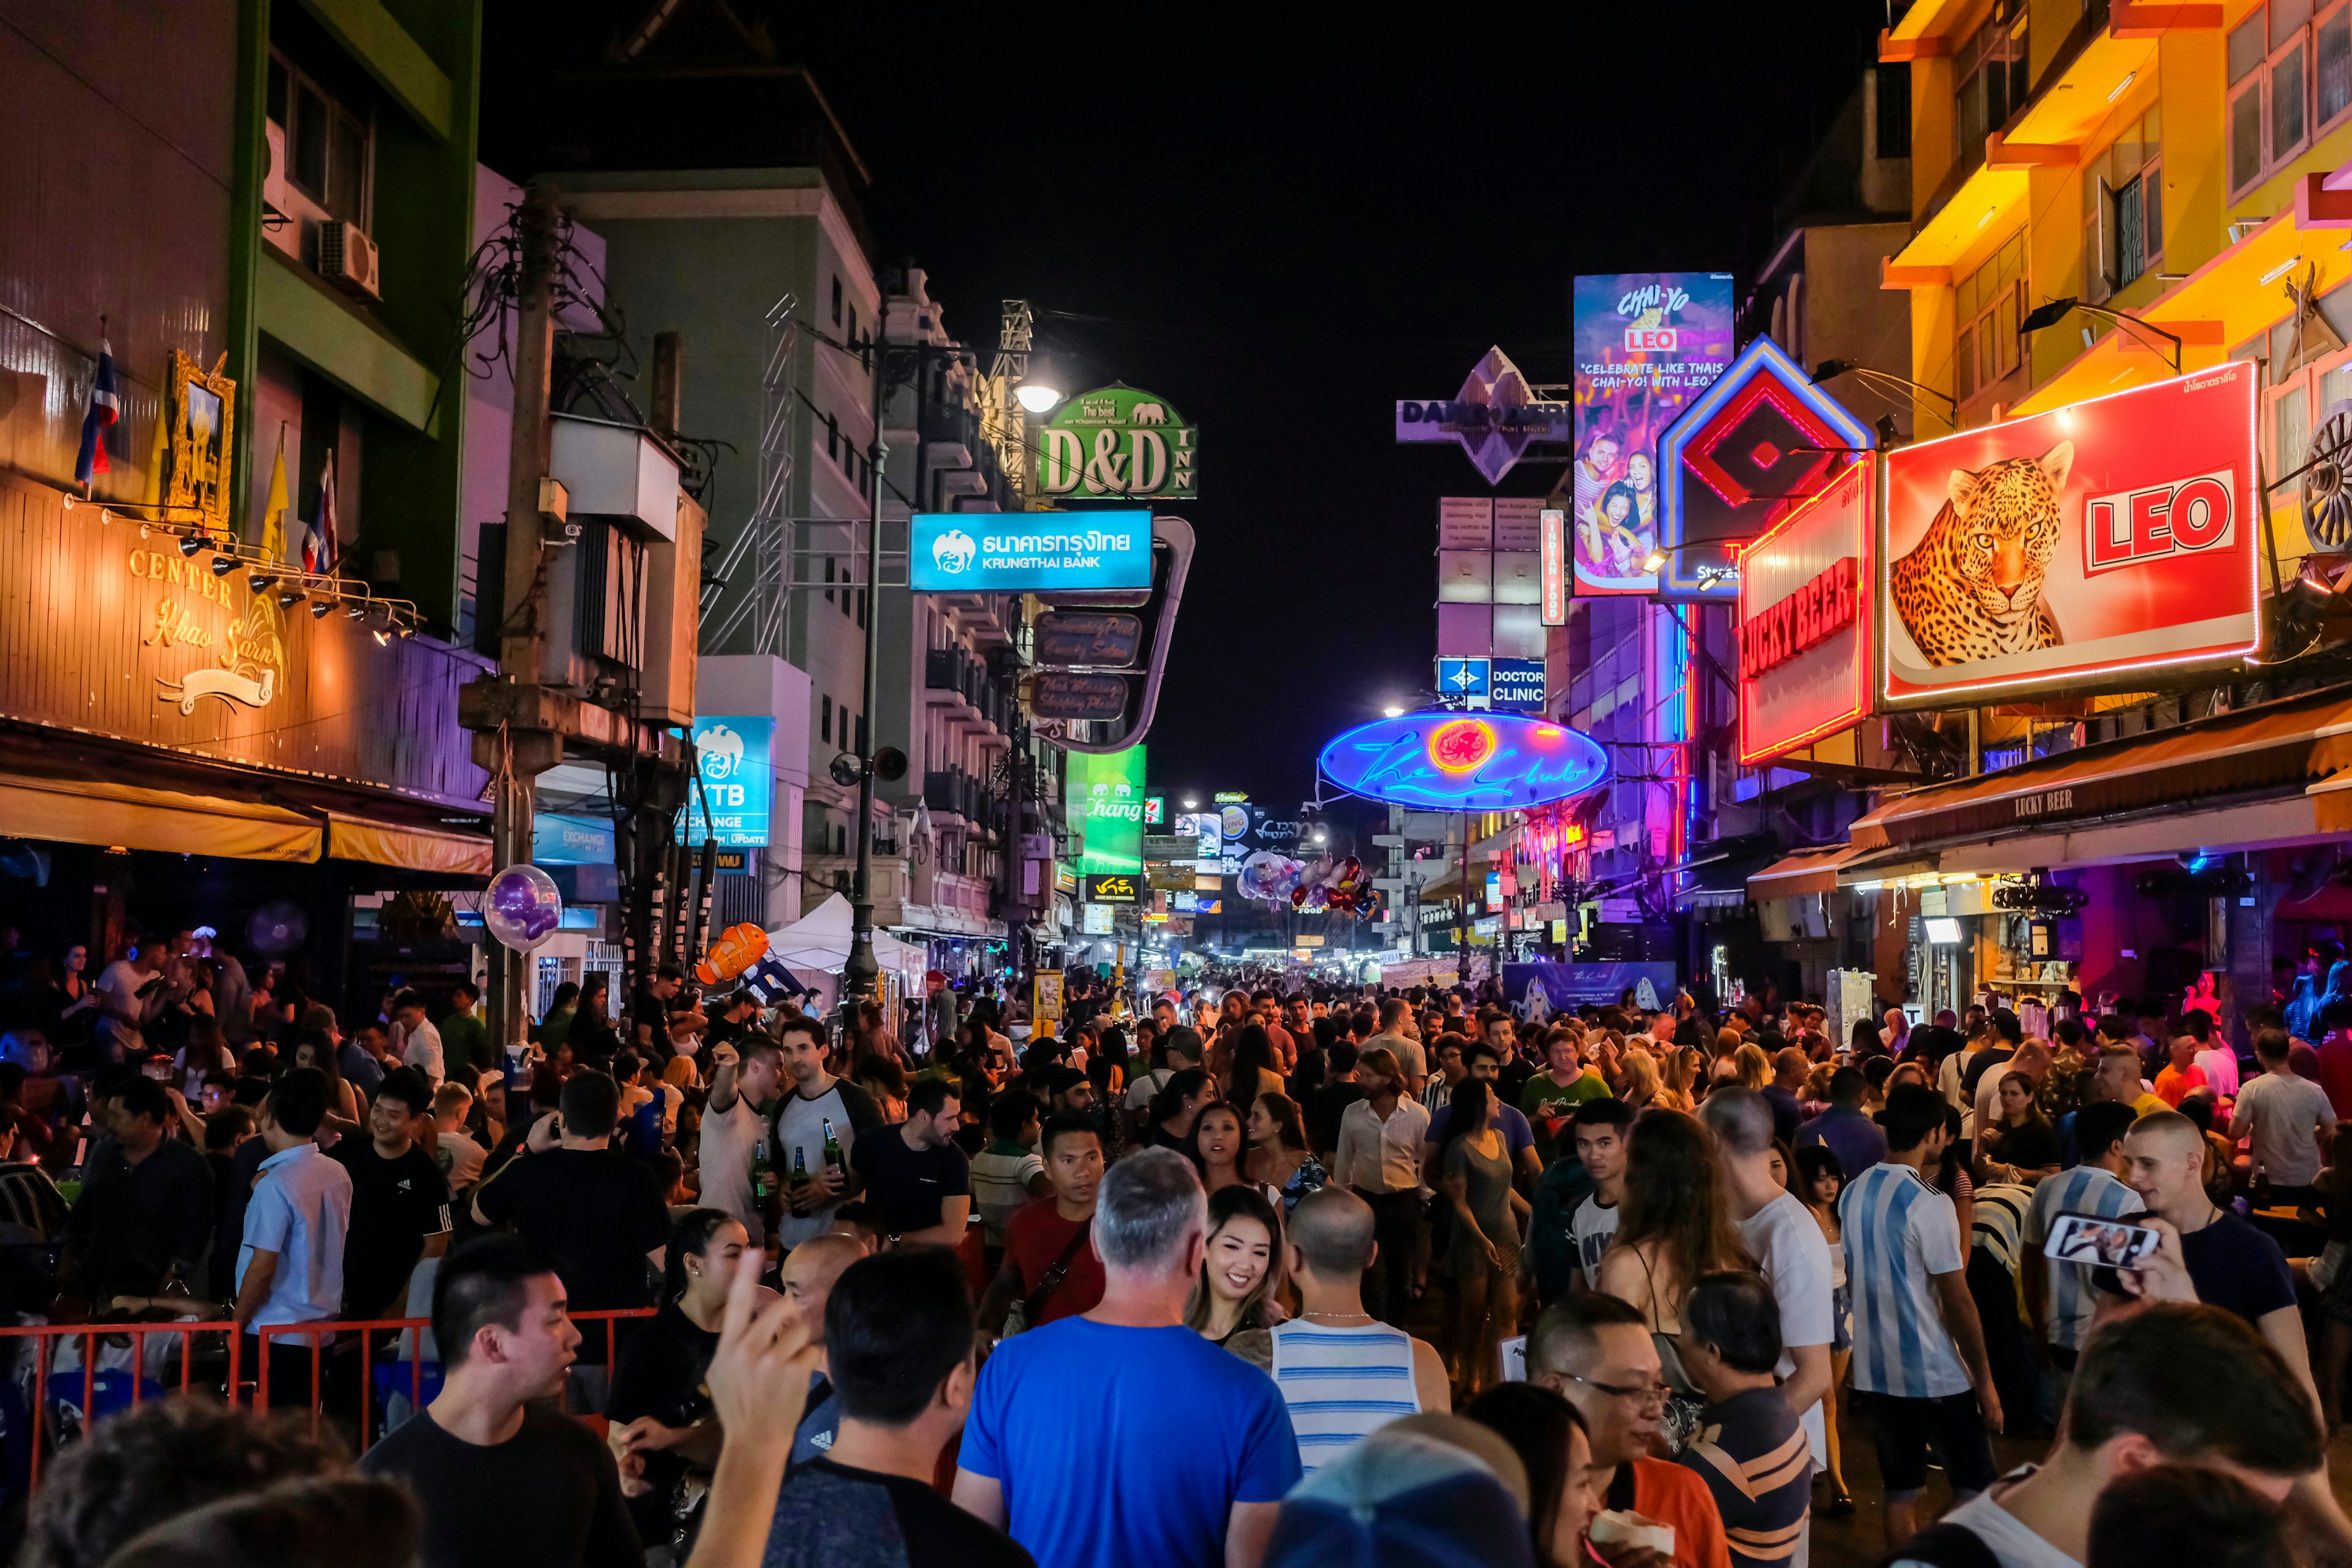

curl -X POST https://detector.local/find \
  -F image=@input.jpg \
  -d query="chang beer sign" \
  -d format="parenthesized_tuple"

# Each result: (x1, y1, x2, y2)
(1066, 745, 1147, 875)
(1036, 385, 1197, 500)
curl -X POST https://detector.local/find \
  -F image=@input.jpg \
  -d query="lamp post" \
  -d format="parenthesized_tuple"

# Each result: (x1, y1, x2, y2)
(1811, 359, 1960, 428)
(2016, 297, 2182, 372)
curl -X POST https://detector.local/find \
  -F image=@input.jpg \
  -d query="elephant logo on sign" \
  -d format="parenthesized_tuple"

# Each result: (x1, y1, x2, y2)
(1130, 402, 1166, 426)
(930, 528, 976, 576)
(699, 723, 746, 780)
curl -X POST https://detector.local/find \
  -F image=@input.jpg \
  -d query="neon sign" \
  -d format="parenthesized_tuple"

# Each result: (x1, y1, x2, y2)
(1316, 710, 1610, 810)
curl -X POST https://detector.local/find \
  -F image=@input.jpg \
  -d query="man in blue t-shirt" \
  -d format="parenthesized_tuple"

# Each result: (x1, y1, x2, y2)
(954, 1147, 1302, 1568)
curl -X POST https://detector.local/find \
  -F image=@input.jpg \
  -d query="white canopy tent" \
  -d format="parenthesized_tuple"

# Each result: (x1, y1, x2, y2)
(767, 892, 925, 981)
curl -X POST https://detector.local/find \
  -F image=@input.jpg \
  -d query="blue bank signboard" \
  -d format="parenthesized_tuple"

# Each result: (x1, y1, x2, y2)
(910, 510, 1153, 594)
(677, 717, 774, 848)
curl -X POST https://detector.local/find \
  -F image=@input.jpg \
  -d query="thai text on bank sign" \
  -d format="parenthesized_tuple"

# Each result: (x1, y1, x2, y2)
(908, 510, 1152, 593)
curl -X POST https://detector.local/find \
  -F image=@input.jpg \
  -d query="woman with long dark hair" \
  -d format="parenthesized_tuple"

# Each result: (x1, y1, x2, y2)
(1243, 1091, 1325, 1215)
(1225, 1025, 1281, 1111)
(1596, 1108, 1751, 1450)
(1978, 1068, 2061, 1186)
(1185, 1185, 1284, 1346)
(608, 1209, 747, 1548)
(1439, 1077, 1527, 1397)
(1145, 1066, 1213, 1154)
(536, 981, 580, 1052)
(1466, 1382, 1593, 1568)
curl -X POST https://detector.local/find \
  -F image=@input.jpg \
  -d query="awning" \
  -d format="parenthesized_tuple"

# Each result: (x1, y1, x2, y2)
(1850, 687, 2352, 851)
(326, 814, 492, 875)
(1747, 845, 1865, 900)
(0, 772, 321, 863)
(1669, 845, 1777, 908)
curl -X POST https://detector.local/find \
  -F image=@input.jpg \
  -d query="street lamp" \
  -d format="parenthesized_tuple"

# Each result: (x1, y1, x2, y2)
(1811, 360, 1959, 427)
(1015, 352, 1065, 413)
(1382, 704, 1405, 718)
(2016, 297, 2182, 372)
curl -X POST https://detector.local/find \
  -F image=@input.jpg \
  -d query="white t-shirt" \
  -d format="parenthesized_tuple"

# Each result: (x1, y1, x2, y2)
(1841, 1163, 1971, 1399)
(699, 1095, 771, 1248)
(2236, 1069, 2337, 1187)
(1738, 1190, 1835, 1468)
(437, 1127, 487, 1192)
(94, 959, 152, 1052)
(1568, 1193, 1619, 1280)
(772, 1080, 856, 1248)
(1124, 1068, 1173, 1110)
(2195, 1045, 2241, 1102)
(394, 1017, 444, 1082)
(1891, 1471, 2077, 1568)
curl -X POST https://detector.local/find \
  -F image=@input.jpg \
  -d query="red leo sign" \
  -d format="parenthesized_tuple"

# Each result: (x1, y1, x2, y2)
(1742, 557, 1858, 677)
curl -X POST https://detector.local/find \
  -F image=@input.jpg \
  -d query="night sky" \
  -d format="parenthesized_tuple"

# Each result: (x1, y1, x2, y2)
(511, 2, 1891, 808)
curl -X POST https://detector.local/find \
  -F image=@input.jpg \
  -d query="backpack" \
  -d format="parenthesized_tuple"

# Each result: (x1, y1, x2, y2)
(1879, 1521, 2003, 1568)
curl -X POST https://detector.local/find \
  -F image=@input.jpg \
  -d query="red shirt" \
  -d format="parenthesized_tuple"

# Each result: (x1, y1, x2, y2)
(2320, 1033, 2352, 1120)
(1003, 1200, 1104, 1327)
(1624, 1456, 1732, 1568)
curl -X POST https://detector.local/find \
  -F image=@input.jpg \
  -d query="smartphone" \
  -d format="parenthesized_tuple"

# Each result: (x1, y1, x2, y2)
(2043, 1211, 2162, 1270)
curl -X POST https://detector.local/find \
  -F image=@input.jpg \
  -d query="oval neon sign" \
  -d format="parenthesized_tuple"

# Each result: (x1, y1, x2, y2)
(1316, 710, 1610, 810)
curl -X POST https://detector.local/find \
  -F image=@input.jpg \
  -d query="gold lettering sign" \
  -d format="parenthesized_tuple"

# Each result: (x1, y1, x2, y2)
(126, 546, 283, 715)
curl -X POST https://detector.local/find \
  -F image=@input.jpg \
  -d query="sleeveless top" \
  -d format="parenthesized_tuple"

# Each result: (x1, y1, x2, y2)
(1268, 1319, 1421, 1474)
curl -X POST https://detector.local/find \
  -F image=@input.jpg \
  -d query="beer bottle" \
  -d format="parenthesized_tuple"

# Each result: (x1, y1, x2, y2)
(822, 1117, 844, 1173)
(788, 1147, 809, 1196)
(750, 1131, 775, 1204)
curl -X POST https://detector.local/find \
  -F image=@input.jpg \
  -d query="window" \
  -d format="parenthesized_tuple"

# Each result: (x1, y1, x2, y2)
(826, 414, 839, 464)
(1876, 62, 1912, 159)
(2233, 2, 2352, 195)
(847, 303, 859, 347)
(856, 715, 867, 755)
(1954, 2, 2029, 164)
(268, 50, 372, 228)
(2084, 106, 2163, 298)
(821, 694, 832, 743)
(831, 276, 842, 327)
(1953, 232, 2027, 405)
(856, 588, 867, 628)
(823, 555, 835, 603)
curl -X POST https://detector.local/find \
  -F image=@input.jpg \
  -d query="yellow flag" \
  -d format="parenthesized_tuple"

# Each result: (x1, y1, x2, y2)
(260, 427, 290, 564)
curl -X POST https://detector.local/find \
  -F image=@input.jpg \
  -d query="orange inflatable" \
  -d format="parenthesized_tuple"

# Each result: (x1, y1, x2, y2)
(695, 922, 770, 987)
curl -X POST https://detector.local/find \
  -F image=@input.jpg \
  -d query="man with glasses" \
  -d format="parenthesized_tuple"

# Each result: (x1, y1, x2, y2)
(1529, 1292, 1732, 1568)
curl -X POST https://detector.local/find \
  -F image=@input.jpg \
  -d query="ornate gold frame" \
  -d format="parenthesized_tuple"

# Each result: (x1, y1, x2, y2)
(164, 350, 236, 539)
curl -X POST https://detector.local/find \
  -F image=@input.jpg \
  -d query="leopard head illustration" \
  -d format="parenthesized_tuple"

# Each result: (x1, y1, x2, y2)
(1945, 442, 2073, 623)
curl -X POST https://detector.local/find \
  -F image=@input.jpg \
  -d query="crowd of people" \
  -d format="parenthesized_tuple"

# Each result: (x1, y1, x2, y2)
(6, 927, 2352, 1568)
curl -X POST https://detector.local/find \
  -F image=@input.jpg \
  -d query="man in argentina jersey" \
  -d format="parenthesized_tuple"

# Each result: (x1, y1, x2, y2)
(2020, 1100, 2141, 1371)
(1838, 1087, 2002, 1554)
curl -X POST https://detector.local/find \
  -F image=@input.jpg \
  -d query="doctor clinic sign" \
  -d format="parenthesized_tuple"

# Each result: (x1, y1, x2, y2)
(1880, 366, 2260, 706)
(1035, 386, 1198, 501)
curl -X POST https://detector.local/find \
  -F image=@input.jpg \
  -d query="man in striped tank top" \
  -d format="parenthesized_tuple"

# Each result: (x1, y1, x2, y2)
(1229, 1188, 1449, 1472)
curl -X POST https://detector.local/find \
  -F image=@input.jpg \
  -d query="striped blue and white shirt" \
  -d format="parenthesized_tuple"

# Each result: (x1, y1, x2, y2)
(1268, 1319, 1422, 1472)
(2023, 1163, 2138, 1351)
(1839, 1162, 1970, 1399)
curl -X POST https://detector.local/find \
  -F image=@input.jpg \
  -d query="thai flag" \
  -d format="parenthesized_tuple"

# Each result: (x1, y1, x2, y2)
(74, 338, 119, 486)
(303, 448, 339, 576)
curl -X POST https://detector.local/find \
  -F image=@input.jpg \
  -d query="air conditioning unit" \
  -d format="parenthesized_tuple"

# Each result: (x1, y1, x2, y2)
(262, 123, 289, 219)
(318, 222, 380, 300)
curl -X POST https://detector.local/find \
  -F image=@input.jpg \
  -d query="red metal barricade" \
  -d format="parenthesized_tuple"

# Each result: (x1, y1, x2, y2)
(0, 1306, 655, 1493)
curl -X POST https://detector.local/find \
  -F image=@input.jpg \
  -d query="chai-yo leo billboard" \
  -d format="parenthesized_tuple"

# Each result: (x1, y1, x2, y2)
(1878, 364, 2261, 706)
(1569, 273, 1735, 595)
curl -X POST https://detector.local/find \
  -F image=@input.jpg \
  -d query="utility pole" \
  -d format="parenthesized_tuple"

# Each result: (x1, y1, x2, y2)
(487, 183, 565, 1054)
(840, 337, 889, 1031)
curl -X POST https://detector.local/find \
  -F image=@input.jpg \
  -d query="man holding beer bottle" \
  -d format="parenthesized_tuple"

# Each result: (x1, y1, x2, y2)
(766, 1017, 884, 1257)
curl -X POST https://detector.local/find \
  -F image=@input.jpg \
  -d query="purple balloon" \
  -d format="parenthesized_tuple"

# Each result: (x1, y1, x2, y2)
(484, 864, 563, 951)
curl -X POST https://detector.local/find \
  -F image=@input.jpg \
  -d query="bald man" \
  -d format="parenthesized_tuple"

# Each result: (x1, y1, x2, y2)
(1227, 1187, 1447, 1473)
(782, 1233, 865, 1464)
(2116, 1111, 2316, 1412)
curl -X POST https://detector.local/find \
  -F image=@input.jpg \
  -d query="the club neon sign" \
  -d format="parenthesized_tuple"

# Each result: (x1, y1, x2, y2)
(1317, 710, 1610, 810)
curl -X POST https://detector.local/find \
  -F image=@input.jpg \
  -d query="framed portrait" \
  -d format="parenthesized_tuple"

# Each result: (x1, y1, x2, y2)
(165, 350, 236, 540)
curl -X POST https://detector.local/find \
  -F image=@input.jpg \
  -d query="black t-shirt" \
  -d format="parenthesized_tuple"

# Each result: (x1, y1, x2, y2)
(847, 1127, 969, 1237)
(1961, 1047, 2016, 1098)
(330, 1139, 452, 1319)
(2179, 1210, 2298, 1325)
(761, 1457, 1033, 1568)
(607, 1302, 718, 1544)
(1983, 1118, 2062, 1174)
(359, 1404, 640, 1568)
(1308, 1082, 1365, 1155)
(473, 1148, 669, 1313)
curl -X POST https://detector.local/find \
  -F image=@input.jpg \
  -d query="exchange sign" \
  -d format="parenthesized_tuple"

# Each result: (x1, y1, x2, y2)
(677, 717, 773, 846)
(1879, 365, 2261, 706)
(910, 510, 1152, 594)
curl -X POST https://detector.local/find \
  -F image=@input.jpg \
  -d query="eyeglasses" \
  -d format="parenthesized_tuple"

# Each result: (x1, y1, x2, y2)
(1562, 1373, 1673, 1409)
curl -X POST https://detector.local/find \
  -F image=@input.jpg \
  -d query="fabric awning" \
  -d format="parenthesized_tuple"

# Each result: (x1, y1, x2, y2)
(1849, 687, 2352, 851)
(326, 814, 492, 875)
(0, 772, 321, 862)
(1747, 845, 1864, 900)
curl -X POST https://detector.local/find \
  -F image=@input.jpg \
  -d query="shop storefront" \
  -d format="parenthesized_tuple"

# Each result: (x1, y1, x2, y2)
(0, 472, 492, 1015)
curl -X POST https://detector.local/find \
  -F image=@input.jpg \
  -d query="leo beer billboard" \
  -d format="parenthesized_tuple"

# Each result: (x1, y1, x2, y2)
(1879, 365, 2261, 707)
(1739, 457, 1872, 764)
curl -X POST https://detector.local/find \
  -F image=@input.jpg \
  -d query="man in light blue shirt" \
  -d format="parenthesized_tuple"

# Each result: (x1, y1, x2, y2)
(233, 1068, 351, 1406)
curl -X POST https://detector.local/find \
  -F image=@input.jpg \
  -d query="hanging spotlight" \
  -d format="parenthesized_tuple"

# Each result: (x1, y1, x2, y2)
(309, 599, 334, 619)
(210, 554, 236, 577)
(178, 535, 206, 558)
(247, 571, 278, 594)
(395, 622, 415, 639)
(275, 587, 303, 609)
(345, 601, 369, 619)
(97, 508, 111, 526)
(138, 521, 151, 539)
(371, 626, 391, 646)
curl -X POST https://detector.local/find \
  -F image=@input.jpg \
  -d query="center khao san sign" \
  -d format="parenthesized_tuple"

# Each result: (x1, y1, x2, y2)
(1317, 710, 1610, 811)
(1738, 457, 1873, 764)
(1035, 385, 1197, 500)
(1879, 365, 2260, 706)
